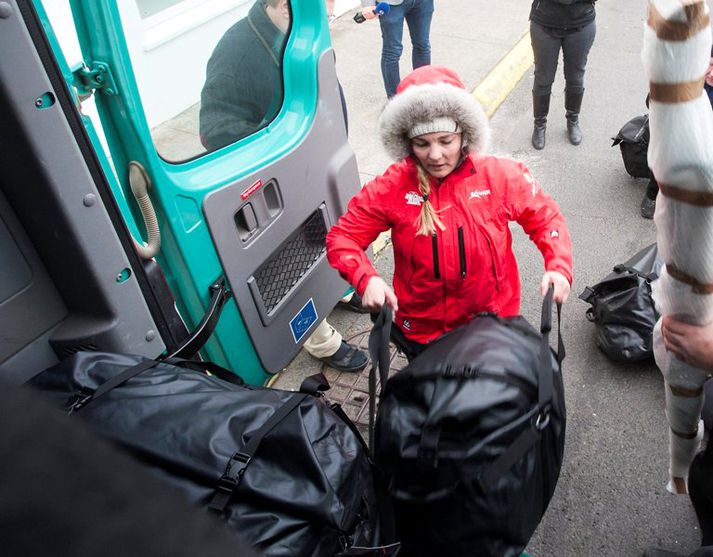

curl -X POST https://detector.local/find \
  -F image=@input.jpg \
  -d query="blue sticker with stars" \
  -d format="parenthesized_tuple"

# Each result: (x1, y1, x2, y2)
(289, 298, 318, 344)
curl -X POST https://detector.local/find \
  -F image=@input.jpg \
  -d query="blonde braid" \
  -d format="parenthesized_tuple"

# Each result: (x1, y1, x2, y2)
(415, 162, 446, 236)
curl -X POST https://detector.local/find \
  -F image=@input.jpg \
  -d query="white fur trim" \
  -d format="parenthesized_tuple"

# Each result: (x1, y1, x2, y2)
(378, 81, 491, 160)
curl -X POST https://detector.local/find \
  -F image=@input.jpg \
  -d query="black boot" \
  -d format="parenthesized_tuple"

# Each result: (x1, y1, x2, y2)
(532, 93, 550, 150)
(565, 90, 584, 146)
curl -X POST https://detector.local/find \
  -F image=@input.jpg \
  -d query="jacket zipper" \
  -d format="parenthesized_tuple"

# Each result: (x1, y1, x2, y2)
(431, 233, 440, 279)
(457, 227, 466, 278)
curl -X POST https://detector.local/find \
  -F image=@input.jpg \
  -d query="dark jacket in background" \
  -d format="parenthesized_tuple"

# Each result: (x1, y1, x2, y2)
(199, 1, 286, 150)
(530, 0, 596, 30)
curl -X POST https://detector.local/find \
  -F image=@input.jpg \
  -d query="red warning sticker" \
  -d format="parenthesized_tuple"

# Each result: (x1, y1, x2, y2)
(241, 179, 263, 201)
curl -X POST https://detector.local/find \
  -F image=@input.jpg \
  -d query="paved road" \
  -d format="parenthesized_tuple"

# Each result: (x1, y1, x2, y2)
(277, 1, 712, 555)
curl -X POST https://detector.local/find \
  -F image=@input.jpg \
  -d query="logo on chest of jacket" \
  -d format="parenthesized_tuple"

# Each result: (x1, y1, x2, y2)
(469, 189, 491, 200)
(402, 319, 411, 330)
(405, 191, 424, 206)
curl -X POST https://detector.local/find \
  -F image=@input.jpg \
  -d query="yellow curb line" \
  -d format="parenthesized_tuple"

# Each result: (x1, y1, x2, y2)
(473, 31, 534, 118)
(371, 30, 533, 256)
(372, 230, 391, 255)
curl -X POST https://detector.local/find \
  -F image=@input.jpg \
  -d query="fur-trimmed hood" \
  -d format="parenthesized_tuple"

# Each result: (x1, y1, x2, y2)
(378, 66, 491, 161)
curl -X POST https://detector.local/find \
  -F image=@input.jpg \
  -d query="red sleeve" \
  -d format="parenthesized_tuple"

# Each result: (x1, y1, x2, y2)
(500, 160, 574, 285)
(326, 165, 401, 295)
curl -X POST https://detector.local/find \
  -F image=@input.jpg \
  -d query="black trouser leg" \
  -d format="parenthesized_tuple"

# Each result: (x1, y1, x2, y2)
(561, 20, 595, 145)
(646, 176, 659, 200)
(369, 315, 428, 362)
(389, 323, 428, 362)
(689, 442, 713, 545)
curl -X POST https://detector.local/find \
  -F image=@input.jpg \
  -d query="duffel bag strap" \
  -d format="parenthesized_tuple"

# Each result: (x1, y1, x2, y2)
(208, 393, 309, 513)
(367, 306, 393, 454)
(613, 263, 660, 282)
(65, 356, 248, 414)
(163, 357, 245, 386)
(301, 373, 373, 451)
(478, 285, 563, 491)
(65, 358, 161, 414)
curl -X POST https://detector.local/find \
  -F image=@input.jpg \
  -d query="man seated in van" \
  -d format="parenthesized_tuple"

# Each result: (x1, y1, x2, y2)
(199, 0, 290, 151)
(199, 0, 369, 373)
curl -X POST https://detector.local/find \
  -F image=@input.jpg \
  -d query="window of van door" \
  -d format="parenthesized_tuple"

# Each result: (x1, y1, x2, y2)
(122, 0, 291, 162)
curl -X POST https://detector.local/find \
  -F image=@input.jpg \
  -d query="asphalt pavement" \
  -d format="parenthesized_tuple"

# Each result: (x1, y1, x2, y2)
(275, 1, 712, 555)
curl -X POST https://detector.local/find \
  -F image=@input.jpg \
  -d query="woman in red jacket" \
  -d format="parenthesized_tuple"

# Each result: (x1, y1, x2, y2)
(326, 65, 573, 359)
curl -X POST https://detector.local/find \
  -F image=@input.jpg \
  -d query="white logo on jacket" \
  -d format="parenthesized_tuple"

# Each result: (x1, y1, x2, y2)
(469, 189, 491, 200)
(405, 191, 424, 206)
(523, 170, 538, 196)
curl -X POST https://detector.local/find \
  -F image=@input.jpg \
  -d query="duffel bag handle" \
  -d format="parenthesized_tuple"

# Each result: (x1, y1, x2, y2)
(541, 284, 564, 365)
(367, 305, 393, 454)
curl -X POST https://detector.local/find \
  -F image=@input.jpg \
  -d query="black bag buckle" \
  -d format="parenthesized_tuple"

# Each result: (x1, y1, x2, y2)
(219, 451, 251, 487)
(209, 451, 252, 513)
(65, 387, 94, 414)
(534, 406, 551, 431)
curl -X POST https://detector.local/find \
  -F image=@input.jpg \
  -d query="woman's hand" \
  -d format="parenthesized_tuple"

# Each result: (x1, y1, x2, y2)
(361, 276, 398, 313)
(540, 271, 571, 303)
(662, 316, 713, 370)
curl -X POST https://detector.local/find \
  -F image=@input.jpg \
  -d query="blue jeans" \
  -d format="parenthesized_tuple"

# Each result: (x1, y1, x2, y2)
(379, 0, 434, 98)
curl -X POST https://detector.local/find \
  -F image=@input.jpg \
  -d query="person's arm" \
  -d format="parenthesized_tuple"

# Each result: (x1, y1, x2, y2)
(199, 67, 269, 150)
(326, 168, 398, 300)
(661, 316, 713, 370)
(357, 0, 380, 20)
(502, 161, 574, 302)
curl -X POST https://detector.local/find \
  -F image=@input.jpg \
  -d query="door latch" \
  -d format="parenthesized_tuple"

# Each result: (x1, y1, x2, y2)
(72, 61, 119, 101)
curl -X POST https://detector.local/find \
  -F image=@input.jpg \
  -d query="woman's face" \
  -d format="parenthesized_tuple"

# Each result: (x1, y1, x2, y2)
(411, 132, 463, 179)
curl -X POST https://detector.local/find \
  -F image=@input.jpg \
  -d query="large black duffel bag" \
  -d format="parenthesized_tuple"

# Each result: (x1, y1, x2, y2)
(579, 243, 662, 362)
(370, 289, 566, 557)
(27, 352, 399, 557)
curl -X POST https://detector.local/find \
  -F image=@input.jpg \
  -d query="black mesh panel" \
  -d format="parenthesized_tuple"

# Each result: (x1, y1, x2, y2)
(253, 210, 327, 314)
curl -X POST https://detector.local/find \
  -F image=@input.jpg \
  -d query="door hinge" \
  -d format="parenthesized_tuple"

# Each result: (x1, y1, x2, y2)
(72, 61, 118, 100)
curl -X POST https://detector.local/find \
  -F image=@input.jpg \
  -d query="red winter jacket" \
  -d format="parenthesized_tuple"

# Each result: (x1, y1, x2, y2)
(326, 154, 573, 344)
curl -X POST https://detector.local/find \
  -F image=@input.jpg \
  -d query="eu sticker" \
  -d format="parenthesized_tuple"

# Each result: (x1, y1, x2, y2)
(289, 298, 318, 344)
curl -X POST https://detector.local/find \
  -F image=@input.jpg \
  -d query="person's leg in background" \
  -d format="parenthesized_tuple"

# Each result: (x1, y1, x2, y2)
(303, 319, 368, 372)
(530, 21, 562, 150)
(405, 0, 434, 72)
(379, 2, 407, 98)
(689, 441, 713, 547)
(561, 19, 596, 145)
(641, 174, 658, 219)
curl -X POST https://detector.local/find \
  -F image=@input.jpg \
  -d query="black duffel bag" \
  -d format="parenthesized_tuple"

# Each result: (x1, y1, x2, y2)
(579, 243, 662, 362)
(27, 352, 399, 557)
(369, 288, 566, 557)
(611, 114, 651, 179)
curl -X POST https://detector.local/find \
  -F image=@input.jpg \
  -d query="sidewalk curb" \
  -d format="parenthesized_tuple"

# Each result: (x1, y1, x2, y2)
(371, 32, 533, 257)
(473, 30, 533, 118)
